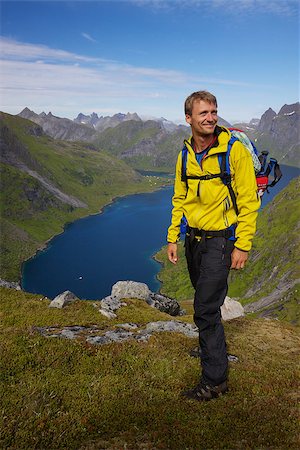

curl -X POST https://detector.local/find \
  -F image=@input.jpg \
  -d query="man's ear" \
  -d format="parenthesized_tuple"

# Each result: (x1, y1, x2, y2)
(185, 114, 192, 125)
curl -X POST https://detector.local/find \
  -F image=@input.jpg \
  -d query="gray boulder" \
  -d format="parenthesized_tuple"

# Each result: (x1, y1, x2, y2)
(147, 293, 182, 316)
(49, 290, 78, 309)
(0, 279, 21, 290)
(221, 296, 245, 321)
(111, 280, 151, 301)
(104, 281, 184, 318)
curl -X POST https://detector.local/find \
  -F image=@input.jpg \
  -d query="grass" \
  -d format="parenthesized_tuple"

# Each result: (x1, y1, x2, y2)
(1, 286, 299, 449)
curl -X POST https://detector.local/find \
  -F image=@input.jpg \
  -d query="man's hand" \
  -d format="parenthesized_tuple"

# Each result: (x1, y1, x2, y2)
(231, 247, 248, 270)
(167, 243, 178, 264)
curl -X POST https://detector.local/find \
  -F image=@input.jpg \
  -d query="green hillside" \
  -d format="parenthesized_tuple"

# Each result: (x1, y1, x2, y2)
(93, 119, 189, 171)
(155, 177, 300, 324)
(0, 113, 169, 281)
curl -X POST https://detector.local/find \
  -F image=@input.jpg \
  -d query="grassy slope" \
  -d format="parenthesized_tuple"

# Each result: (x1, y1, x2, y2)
(155, 177, 300, 323)
(1, 286, 299, 450)
(0, 113, 169, 280)
(93, 120, 189, 172)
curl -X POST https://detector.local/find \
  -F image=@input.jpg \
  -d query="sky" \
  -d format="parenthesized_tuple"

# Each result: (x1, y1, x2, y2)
(0, 0, 299, 124)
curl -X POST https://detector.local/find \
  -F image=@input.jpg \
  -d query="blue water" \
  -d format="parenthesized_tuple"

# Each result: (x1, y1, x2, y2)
(22, 165, 299, 300)
(22, 187, 173, 300)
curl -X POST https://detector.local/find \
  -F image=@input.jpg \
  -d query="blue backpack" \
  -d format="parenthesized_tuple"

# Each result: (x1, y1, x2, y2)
(181, 127, 282, 214)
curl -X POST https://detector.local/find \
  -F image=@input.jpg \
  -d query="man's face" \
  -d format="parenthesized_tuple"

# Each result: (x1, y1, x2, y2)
(185, 100, 218, 136)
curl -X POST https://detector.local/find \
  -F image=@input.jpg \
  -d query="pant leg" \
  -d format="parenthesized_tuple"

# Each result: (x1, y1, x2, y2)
(185, 236, 234, 386)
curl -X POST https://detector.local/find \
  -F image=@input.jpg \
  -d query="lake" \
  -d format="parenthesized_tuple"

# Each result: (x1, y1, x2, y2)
(22, 165, 299, 300)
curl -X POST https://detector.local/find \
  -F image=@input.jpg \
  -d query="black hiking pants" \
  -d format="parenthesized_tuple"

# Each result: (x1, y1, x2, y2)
(185, 234, 234, 386)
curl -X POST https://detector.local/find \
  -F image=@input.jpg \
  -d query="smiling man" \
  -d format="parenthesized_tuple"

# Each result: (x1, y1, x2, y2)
(167, 91, 260, 401)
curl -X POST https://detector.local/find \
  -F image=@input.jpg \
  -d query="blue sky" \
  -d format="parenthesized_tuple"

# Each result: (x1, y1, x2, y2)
(1, 0, 299, 123)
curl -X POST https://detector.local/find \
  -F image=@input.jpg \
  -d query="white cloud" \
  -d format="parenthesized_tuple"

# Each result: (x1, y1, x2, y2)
(0, 37, 106, 64)
(0, 36, 287, 122)
(81, 32, 97, 43)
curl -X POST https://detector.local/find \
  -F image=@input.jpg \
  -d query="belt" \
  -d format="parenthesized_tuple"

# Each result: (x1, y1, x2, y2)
(186, 226, 235, 252)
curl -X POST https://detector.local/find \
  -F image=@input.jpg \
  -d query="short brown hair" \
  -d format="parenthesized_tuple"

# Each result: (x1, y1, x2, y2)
(184, 91, 218, 116)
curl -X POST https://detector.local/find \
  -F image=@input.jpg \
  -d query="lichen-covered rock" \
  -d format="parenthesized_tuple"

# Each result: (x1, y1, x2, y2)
(111, 280, 151, 301)
(144, 321, 198, 338)
(221, 296, 244, 321)
(49, 290, 78, 309)
(96, 295, 127, 319)
(147, 293, 182, 316)
(0, 279, 21, 290)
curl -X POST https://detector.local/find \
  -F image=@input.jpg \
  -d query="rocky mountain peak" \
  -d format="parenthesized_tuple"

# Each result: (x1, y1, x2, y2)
(278, 102, 300, 116)
(18, 107, 38, 119)
(257, 107, 277, 132)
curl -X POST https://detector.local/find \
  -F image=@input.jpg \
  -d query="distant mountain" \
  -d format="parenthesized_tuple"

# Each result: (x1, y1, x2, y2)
(74, 111, 142, 132)
(16, 102, 299, 169)
(258, 103, 299, 146)
(92, 119, 190, 171)
(18, 108, 96, 141)
(233, 102, 299, 167)
(15, 108, 231, 172)
(92, 115, 231, 171)
(74, 112, 100, 128)
(19, 107, 231, 143)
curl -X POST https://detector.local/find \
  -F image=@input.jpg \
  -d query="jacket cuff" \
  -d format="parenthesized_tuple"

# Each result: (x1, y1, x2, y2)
(234, 245, 249, 253)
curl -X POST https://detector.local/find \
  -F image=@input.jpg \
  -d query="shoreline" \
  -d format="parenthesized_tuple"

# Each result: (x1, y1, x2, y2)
(20, 179, 172, 289)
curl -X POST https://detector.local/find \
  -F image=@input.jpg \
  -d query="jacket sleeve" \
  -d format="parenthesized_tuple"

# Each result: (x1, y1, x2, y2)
(230, 142, 261, 251)
(167, 152, 188, 243)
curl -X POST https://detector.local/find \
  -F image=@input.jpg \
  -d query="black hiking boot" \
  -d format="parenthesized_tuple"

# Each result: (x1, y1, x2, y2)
(181, 380, 228, 402)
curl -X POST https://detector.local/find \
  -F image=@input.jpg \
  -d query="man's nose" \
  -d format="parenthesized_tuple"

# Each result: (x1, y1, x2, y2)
(206, 112, 214, 121)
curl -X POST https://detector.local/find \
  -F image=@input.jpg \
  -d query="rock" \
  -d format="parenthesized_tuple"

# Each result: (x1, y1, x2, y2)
(49, 290, 78, 308)
(111, 280, 151, 301)
(144, 321, 198, 338)
(106, 281, 185, 317)
(86, 329, 135, 345)
(96, 295, 127, 319)
(115, 323, 139, 330)
(99, 309, 117, 319)
(221, 296, 245, 321)
(147, 293, 182, 316)
(0, 279, 21, 290)
(36, 320, 199, 345)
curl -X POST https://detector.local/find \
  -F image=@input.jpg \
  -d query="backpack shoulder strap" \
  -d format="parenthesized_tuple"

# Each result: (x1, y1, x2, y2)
(218, 136, 239, 215)
(181, 145, 188, 183)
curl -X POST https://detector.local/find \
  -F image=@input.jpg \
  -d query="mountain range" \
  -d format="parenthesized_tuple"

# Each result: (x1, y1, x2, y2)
(18, 102, 299, 170)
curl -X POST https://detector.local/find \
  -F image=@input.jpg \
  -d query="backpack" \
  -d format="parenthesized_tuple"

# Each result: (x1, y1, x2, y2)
(181, 127, 282, 216)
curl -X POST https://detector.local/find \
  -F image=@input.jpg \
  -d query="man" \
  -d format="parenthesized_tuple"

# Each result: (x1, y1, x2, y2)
(167, 91, 260, 401)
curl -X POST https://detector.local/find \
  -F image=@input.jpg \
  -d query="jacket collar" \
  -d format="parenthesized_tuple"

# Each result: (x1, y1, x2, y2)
(184, 125, 231, 156)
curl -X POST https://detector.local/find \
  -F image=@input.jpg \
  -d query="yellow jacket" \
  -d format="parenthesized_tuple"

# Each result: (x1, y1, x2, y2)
(167, 126, 260, 251)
